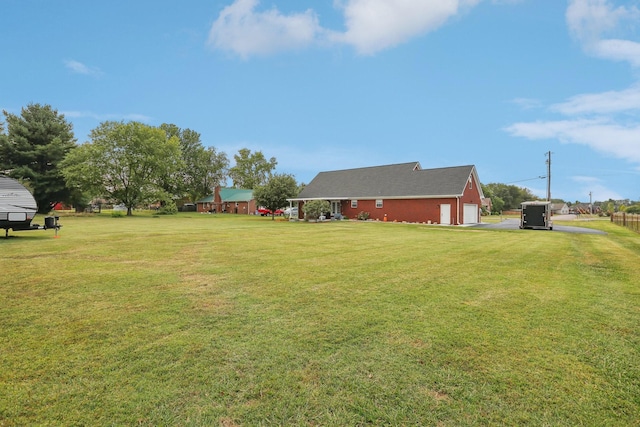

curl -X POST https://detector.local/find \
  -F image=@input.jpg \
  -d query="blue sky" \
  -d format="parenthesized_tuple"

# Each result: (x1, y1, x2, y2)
(2, 0, 640, 203)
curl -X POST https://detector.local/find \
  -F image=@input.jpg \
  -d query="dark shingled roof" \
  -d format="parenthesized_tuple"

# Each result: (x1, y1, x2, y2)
(296, 162, 478, 200)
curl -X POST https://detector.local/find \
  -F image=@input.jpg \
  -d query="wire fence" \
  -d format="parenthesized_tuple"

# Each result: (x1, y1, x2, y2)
(611, 212, 640, 233)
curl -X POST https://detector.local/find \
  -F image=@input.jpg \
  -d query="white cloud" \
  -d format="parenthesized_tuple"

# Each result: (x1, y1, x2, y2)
(566, 0, 640, 66)
(208, 0, 484, 57)
(511, 97, 543, 110)
(570, 176, 623, 201)
(332, 0, 480, 55)
(566, 0, 628, 41)
(207, 0, 323, 58)
(62, 111, 153, 123)
(592, 38, 640, 67)
(504, 118, 640, 163)
(64, 60, 103, 77)
(572, 175, 600, 183)
(507, 2, 640, 170)
(551, 83, 640, 115)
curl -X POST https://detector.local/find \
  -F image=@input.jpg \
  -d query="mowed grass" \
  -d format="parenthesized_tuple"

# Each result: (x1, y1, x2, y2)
(1, 213, 639, 426)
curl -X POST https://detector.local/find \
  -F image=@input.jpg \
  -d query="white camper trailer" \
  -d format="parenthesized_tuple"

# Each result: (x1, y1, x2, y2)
(0, 176, 60, 237)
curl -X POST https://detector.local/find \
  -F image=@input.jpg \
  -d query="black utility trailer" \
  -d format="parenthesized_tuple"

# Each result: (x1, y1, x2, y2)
(0, 176, 61, 237)
(520, 201, 553, 230)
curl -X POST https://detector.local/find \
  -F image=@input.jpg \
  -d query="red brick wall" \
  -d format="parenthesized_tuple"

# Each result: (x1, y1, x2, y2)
(197, 202, 210, 213)
(341, 198, 458, 223)
(457, 173, 483, 224)
(197, 200, 257, 214)
(221, 201, 256, 214)
(296, 173, 483, 224)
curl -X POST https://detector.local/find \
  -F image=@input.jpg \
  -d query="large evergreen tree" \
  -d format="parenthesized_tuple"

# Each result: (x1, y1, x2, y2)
(0, 104, 76, 213)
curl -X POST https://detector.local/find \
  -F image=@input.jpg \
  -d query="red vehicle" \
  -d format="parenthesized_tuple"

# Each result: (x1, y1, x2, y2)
(258, 208, 284, 216)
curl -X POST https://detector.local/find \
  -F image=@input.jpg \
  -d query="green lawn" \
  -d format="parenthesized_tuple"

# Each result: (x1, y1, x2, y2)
(1, 213, 639, 425)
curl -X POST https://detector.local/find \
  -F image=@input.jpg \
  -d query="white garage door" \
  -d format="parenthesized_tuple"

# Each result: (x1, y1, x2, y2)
(463, 204, 478, 224)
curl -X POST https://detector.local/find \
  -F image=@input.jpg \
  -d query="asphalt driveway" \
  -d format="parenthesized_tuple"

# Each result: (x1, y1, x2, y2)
(472, 218, 607, 235)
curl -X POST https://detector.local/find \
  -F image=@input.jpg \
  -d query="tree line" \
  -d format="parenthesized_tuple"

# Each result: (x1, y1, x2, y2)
(481, 183, 640, 214)
(1, 104, 297, 215)
(480, 183, 539, 213)
(6, 104, 632, 218)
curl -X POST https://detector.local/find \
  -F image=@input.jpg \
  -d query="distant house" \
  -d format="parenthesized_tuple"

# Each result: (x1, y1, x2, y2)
(572, 203, 599, 215)
(196, 186, 256, 214)
(551, 203, 569, 215)
(482, 197, 492, 214)
(288, 162, 484, 225)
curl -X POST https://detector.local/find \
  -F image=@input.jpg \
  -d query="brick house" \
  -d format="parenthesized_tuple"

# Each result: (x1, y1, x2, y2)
(288, 162, 484, 225)
(196, 186, 257, 214)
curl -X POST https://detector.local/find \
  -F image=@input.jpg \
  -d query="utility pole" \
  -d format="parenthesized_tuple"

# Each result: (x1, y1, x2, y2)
(589, 191, 593, 215)
(545, 151, 551, 201)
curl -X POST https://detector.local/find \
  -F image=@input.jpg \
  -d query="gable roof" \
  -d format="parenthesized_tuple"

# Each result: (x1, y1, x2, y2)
(196, 194, 214, 203)
(220, 188, 253, 202)
(196, 188, 254, 204)
(295, 162, 482, 200)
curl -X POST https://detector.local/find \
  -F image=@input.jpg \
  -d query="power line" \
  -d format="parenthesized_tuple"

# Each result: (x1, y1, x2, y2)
(506, 176, 546, 184)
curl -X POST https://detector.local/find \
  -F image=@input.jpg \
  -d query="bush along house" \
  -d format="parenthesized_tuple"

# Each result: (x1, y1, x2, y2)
(288, 162, 484, 225)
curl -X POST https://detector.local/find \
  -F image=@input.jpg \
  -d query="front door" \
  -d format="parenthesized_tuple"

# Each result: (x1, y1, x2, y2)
(331, 201, 341, 217)
(440, 204, 451, 225)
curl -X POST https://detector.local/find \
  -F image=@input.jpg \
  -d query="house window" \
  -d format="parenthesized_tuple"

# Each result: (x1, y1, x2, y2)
(351, 200, 358, 208)
(469, 178, 473, 190)
(376, 199, 383, 208)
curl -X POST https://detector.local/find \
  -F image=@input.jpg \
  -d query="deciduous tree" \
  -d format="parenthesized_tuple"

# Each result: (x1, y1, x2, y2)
(61, 121, 181, 216)
(253, 173, 298, 220)
(159, 124, 228, 202)
(482, 182, 537, 211)
(228, 148, 276, 189)
(480, 184, 504, 214)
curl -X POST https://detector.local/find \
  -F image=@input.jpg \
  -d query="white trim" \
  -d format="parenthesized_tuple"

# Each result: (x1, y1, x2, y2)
(468, 166, 485, 199)
(288, 194, 463, 202)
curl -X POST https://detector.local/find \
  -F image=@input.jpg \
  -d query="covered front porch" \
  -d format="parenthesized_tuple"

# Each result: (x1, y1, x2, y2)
(286, 199, 344, 220)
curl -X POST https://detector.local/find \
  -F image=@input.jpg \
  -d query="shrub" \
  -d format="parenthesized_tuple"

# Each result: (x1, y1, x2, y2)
(111, 210, 125, 218)
(357, 211, 370, 221)
(303, 200, 330, 220)
(157, 200, 178, 215)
